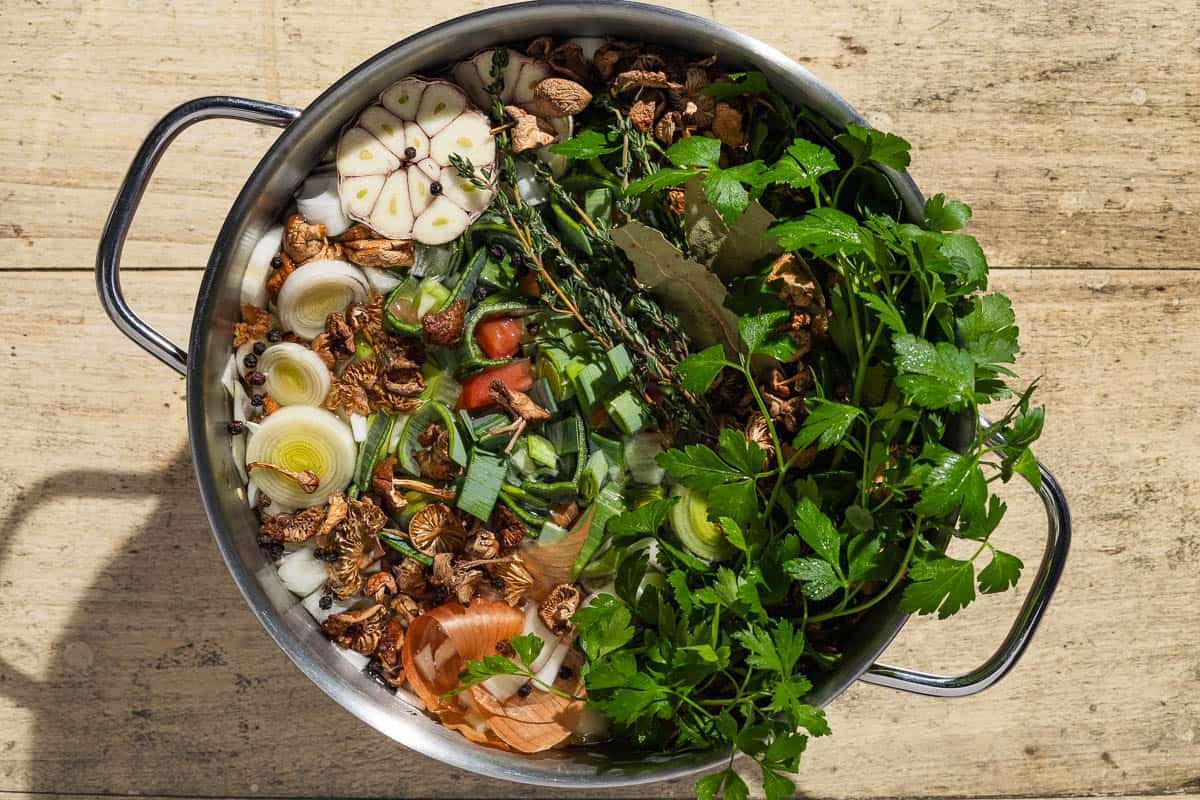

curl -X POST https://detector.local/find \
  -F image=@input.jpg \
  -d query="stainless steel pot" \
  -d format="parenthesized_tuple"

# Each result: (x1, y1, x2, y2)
(96, 1, 1071, 788)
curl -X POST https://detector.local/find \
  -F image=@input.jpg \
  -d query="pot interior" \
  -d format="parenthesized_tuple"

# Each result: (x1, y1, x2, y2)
(187, 0, 933, 788)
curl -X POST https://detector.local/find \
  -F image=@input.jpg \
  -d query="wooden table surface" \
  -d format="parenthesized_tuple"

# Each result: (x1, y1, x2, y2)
(1, 1, 1197, 798)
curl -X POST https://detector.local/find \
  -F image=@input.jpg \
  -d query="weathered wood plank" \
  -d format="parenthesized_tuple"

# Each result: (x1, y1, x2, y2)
(0, 1, 1195, 271)
(0, 269, 1197, 798)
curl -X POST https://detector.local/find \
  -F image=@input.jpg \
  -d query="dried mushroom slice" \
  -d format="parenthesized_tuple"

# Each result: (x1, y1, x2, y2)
(337, 77, 496, 245)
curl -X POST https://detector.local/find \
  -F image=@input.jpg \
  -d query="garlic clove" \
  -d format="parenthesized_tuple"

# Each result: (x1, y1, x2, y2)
(358, 106, 408, 155)
(512, 60, 553, 106)
(417, 81, 469, 137)
(380, 77, 427, 120)
(500, 50, 527, 104)
(437, 165, 493, 214)
(430, 113, 495, 168)
(370, 171, 416, 239)
(402, 121, 431, 161)
(341, 174, 385, 219)
(337, 126, 400, 178)
(452, 59, 488, 109)
(408, 161, 437, 216)
(412, 197, 470, 246)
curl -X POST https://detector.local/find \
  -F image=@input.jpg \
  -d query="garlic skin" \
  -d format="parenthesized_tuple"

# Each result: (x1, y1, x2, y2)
(336, 78, 496, 245)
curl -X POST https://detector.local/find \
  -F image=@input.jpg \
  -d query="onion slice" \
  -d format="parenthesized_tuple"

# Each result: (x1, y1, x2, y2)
(244, 406, 356, 509)
(241, 225, 283, 308)
(295, 171, 352, 236)
(469, 648, 585, 753)
(519, 506, 595, 602)
(402, 599, 524, 749)
(276, 259, 369, 340)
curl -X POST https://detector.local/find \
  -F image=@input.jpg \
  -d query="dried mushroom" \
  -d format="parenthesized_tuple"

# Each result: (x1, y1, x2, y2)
(744, 413, 775, 461)
(407, 503, 468, 556)
(234, 304, 272, 347)
(711, 102, 745, 148)
(321, 604, 388, 656)
(259, 504, 328, 543)
(395, 557, 429, 596)
(465, 529, 501, 561)
(283, 213, 343, 265)
(337, 225, 416, 269)
(421, 298, 467, 347)
(414, 423, 458, 482)
(365, 571, 399, 604)
(247, 461, 321, 494)
(505, 105, 558, 154)
(491, 505, 528, 549)
(520, 77, 593, 118)
(492, 558, 535, 606)
(539, 584, 583, 635)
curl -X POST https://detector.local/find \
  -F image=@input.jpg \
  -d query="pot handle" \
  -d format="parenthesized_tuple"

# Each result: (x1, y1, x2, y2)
(861, 442, 1071, 698)
(96, 96, 302, 375)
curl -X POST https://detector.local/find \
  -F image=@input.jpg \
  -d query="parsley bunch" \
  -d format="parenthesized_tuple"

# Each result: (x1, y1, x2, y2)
(577, 85, 1041, 798)
(458, 69, 1044, 799)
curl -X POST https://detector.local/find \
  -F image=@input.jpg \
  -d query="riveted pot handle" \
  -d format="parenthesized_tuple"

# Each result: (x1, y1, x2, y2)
(96, 96, 302, 375)
(861, 445, 1071, 698)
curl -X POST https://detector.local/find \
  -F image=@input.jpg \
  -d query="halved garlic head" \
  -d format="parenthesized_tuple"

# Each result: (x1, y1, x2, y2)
(337, 78, 496, 245)
(452, 49, 553, 110)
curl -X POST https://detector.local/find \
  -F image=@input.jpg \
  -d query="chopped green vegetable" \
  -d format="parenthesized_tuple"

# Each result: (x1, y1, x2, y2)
(456, 448, 508, 521)
(526, 434, 558, 470)
(606, 390, 649, 435)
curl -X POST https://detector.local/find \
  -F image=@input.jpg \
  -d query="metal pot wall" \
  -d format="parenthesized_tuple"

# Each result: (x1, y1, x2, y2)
(96, 1, 1070, 788)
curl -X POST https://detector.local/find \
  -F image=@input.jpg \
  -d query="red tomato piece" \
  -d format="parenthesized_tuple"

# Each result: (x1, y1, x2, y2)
(474, 316, 525, 360)
(458, 358, 535, 410)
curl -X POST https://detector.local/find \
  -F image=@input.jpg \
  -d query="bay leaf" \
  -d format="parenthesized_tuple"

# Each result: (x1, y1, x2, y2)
(611, 221, 741, 357)
(712, 200, 782, 279)
(683, 175, 729, 266)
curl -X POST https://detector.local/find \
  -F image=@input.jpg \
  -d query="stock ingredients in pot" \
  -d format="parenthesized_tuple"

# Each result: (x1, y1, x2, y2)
(224, 37, 1045, 798)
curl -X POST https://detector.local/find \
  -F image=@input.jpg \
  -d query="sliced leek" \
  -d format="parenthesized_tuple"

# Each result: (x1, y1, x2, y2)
(244, 406, 356, 509)
(337, 77, 497, 244)
(276, 259, 369, 340)
(258, 342, 331, 406)
(669, 484, 734, 561)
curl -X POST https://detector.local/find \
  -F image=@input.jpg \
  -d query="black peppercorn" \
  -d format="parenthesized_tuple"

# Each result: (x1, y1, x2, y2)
(318, 594, 333, 610)
(322, 549, 339, 563)
(511, 252, 526, 269)
(250, 393, 264, 406)
(488, 243, 505, 259)
(268, 543, 285, 560)
(404, 146, 417, 160)
(243, 353, 258, 369)
(429, 181, 443, 196)
(558, 665, 574, 680)
(472, 286, 489, 303)
(267, 330, 283, 343)
(256, 534, 274, 547)
(252, 341, 267, 355)
(227, 420, 246, 435)
(270, 254, 282, 269)
(248, 371, 267, 386)
(517, 682, 532, 698)
(313, 547, 326, 560)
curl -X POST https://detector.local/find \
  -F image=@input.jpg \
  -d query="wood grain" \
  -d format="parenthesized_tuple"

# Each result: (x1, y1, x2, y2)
(0, 1, 1196, 271)
(1, 269, 1197, 798)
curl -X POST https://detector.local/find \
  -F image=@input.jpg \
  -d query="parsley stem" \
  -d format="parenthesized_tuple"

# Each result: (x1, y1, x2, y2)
(808, 525, 920, 623)
(743, 362, 787, 476)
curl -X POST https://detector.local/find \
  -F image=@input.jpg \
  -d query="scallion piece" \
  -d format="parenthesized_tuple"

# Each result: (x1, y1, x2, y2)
(572, 362, 612, 412)
(527, 377, 559, 418)
(579, 449, 609, 500)
(378, 529, 434, 566)
(526, 434, 558, 470)
(606, 389, 649, 435)
(351, 411, 394, 489)
(606, 344, 633, 382)
(535, 346, 574, 402)
(538, 520, 569, 541)
(589, 432, 625, 473)
(456, 448, 508, 521)
(570, 484, 625, 580)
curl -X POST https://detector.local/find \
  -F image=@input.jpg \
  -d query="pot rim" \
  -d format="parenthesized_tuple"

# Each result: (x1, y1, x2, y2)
(186, 0, 926, 788)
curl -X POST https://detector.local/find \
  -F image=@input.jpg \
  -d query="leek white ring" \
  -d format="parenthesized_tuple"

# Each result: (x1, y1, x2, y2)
(276, 259, 369, 340)
(258, 342, 332, 407)
(244, 406, 356, 509)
